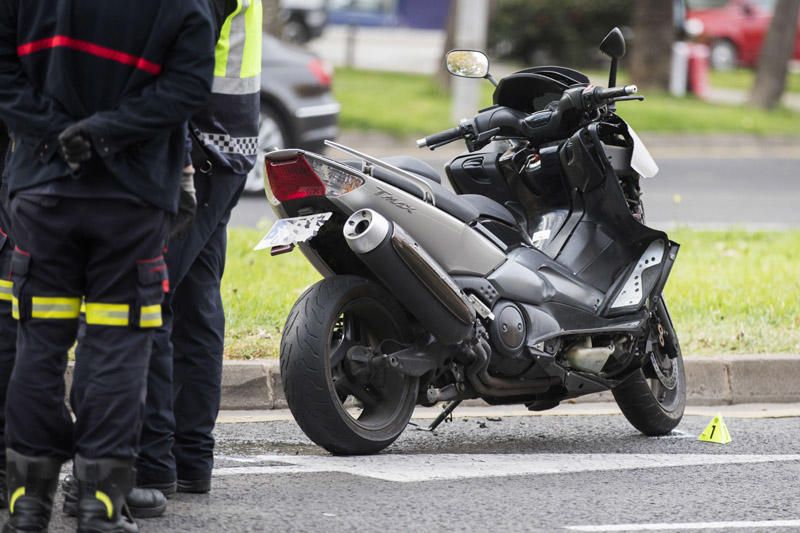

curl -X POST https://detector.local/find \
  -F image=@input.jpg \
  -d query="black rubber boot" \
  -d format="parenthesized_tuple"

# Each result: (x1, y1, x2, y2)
(2, 449, 62, 533)
(63, 475, 167, 519)
(74, 455, 139, 533)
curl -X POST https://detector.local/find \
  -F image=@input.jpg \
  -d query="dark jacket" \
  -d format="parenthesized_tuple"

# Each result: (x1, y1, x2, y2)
(0, 0, 216, 212)
(192, 0, 262, 176)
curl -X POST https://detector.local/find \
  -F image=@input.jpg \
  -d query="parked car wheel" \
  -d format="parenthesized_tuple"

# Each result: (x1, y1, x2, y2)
(282, 20, 310, 44)
(710, 39, 738, 70)
(244, 104, 289, 195)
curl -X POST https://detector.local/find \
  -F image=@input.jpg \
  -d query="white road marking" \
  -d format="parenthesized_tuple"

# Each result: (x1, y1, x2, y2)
(565, 519, 800, 531)
(213, 453, 800, 483)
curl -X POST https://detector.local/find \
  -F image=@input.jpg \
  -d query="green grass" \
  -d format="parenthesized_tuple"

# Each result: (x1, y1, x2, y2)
(664, 229, 800, 355)
(612, 92, 800, 135)
(223, 228, 800, 358)
(333, 67, 800, 137)
(709, 68, 800, 93)
(222, 228, 321, 359)
(586, 67, 800, 94)
(333, 67, 493, 137)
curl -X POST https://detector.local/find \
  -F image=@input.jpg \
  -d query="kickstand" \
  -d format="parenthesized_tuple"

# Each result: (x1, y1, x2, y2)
(409, 400, 462, 432)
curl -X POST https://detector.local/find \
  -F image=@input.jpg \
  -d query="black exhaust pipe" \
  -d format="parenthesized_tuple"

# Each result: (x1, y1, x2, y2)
(344, 209, 475, 345)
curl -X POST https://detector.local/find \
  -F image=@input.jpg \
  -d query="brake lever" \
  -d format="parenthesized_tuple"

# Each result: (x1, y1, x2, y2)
(476, 127, 501, 143)
(427, 137, 461, 151)
(613, 95, 645, 102)
(464, 127, 501, 152)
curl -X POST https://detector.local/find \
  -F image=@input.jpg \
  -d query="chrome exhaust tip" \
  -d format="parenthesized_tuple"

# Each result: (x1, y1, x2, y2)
(343, 209, 391, 255)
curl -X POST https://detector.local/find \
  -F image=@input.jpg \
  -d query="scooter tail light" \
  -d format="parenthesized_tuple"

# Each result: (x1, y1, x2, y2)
(266, 156, 327, 202)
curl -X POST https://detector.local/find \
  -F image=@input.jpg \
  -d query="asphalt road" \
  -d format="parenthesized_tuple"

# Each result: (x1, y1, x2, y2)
(232, 153, 800, 231)
(35, 404, 800, 532)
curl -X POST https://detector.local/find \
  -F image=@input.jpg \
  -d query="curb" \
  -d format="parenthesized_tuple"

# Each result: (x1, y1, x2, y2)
(210, 355, 800, 410)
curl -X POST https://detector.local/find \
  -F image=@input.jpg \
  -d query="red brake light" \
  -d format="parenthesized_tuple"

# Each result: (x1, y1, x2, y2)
(266, 156, 326, 202)
(308, 58, 332, 88)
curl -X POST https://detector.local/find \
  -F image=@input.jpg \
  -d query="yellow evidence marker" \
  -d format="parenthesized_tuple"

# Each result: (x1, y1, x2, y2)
(698, 414, 732, 444)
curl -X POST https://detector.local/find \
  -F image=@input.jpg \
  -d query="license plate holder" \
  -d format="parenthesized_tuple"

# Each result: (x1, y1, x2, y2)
(254, 212, 333, 251)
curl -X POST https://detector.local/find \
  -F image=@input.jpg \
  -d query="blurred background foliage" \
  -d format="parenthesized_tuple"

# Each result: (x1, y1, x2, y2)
(490, 0, 634, 67)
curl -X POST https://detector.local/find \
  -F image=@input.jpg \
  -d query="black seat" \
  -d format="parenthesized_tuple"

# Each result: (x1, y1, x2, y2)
(344, 156, 517, 227)
(381, 156, 441, 184)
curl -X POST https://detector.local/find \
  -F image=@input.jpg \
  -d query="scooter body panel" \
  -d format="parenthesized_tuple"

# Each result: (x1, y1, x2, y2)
(327, 172, 507, 277)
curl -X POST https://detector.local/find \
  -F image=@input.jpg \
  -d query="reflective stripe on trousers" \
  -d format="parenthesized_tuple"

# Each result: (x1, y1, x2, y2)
(0, 279, 11, 303)
(12, 298, 162, 328)
(84, 302, 163, 329)
(12, 296, 81, 320)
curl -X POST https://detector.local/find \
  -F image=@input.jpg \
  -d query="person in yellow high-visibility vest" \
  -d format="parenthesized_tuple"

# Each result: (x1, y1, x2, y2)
(135, 0, 264, 497)
(64, 0, 264, 517)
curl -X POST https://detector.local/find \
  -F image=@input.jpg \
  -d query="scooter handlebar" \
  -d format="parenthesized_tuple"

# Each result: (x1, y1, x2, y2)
(417, 126, 464, 149)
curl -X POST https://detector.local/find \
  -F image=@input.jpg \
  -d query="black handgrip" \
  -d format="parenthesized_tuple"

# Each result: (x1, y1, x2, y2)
(416, 126, 463, 149)
(595, 84, 638, 101)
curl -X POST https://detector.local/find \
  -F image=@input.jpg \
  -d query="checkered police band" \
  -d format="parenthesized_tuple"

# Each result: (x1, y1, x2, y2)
(199, 132, 259, 156)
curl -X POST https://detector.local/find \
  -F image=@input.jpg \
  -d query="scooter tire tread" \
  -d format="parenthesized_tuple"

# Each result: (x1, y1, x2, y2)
(280, 275, 417, 456)
(612, 352, 686, 436)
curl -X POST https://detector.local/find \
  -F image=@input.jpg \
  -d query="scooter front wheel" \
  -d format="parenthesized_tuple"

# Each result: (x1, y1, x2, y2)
(280, 275, 419, 455)
(613, 300, 686, 436)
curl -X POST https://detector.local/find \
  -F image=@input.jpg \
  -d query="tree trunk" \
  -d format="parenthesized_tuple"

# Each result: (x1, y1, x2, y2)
(438, 0, 457, 91)
(749, 0, 800, 109)
(629, 0, 674, 91)
(263, 0, 283, 38)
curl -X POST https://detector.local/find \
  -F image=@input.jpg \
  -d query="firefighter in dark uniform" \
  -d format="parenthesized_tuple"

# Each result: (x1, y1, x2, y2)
(133, 0, 263, 495)
(0, 122, 14, 510)
(0, 1, 214, 531)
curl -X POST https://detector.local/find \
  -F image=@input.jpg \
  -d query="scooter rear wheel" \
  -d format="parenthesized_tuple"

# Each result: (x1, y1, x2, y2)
(280, 275, 418, 455)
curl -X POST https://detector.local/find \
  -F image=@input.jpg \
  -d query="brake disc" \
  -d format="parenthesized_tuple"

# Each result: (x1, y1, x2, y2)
(650, 350, 677, 390)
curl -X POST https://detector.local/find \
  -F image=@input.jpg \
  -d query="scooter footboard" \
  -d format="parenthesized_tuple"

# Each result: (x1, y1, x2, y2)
(603, 239, 679, 316)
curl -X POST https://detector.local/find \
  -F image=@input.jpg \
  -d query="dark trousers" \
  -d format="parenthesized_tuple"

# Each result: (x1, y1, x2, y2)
(136, 171, 245, 484)
(0, 197, 14, 467)
(7, 194, 168, 460)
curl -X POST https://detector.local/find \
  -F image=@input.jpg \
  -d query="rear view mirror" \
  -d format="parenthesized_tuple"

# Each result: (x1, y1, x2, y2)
(600, 27, 627, 88)
(446, 50, 490, 79)
(600, 27, 626, 60)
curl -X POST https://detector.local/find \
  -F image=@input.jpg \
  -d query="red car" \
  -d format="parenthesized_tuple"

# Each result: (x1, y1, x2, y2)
(686, 0, 800, 69)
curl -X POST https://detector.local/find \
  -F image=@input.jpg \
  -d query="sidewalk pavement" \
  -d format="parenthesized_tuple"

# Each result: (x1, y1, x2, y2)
(207, 355, 800, 410)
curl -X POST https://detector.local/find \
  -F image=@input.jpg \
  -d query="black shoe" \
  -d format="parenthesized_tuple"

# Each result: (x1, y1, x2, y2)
(122, 488, 166, 519)
(63, 475, 167, 519)
(138, 480, 176, 498)
(176, 478, 211, 494)
(74, 455, 138, 533)
(2, 450, 62, 533)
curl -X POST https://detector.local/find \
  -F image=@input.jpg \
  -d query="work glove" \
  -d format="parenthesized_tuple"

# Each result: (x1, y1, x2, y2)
(169, 165, 197, 241)
(58, 122, 93, 170)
